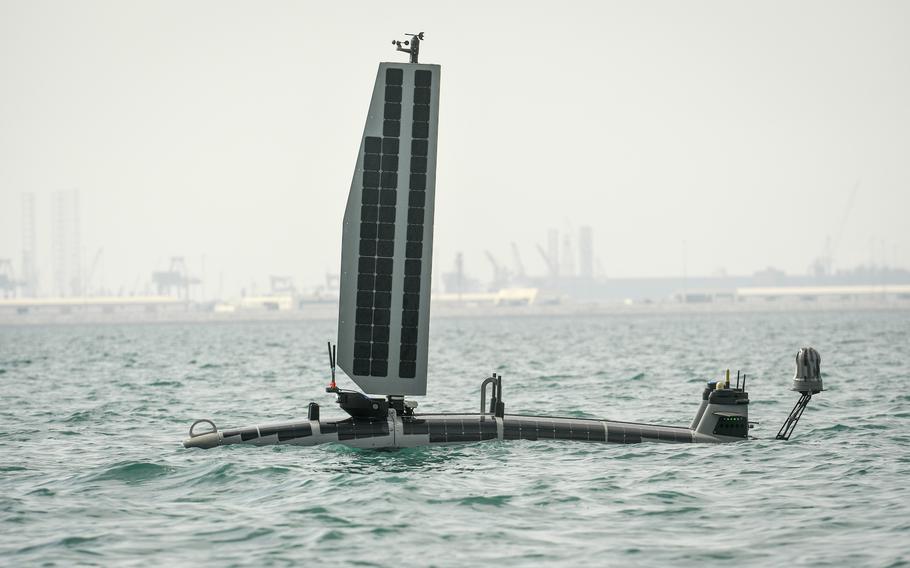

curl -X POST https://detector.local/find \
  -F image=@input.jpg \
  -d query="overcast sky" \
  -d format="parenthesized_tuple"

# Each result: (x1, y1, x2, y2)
(1, 0, 908, 296)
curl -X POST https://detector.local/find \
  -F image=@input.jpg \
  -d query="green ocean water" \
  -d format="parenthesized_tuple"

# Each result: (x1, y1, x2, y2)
(1, 310, 908, 566)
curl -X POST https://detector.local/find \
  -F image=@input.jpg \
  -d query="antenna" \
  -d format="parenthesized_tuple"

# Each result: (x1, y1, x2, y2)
(327, 341, 337, 390)
(392, 32, 425, 63)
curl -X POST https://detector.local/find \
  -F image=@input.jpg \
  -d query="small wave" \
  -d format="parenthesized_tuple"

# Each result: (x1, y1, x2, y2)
(64, 411, 92, 423)
(91, 461, 174, 483)
(150, 379, 183, 386)
(429, 494, 512, 507)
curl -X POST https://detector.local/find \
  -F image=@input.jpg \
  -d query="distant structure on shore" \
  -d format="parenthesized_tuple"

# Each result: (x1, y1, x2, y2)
(2, 205, 909, 320)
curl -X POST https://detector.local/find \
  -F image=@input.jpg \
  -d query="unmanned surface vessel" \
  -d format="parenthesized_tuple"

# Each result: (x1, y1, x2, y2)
(183, 34, 824, 451)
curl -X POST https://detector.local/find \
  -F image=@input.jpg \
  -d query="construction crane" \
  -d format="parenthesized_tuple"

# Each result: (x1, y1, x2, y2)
(84, 248, 103, 296)
(485, 250, 511, 291)
(511, 242, 525, 279)
(811, 180, 860, 277)
(536, 244, 558, 279)
(152, 257, 200, 300)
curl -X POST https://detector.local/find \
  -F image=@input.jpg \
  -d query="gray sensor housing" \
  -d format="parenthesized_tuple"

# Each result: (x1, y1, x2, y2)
(792, 347, 823, 394)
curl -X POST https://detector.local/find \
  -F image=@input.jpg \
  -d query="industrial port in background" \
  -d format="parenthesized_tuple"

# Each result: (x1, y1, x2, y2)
(2, 190, 910, 323)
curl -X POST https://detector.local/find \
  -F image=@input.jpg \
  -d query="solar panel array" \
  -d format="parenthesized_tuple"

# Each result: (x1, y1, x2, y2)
(352, 68, 405, 377)
(398, 69, 432, 378)
(338, 62, 439, 396)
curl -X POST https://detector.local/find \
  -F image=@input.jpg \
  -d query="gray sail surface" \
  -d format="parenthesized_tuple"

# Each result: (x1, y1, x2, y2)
(337, 62, 441, 396)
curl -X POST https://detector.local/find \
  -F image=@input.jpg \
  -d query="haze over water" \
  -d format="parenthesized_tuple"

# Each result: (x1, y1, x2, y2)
(2, 310, 907, 566)
(2, 0, 909, 295)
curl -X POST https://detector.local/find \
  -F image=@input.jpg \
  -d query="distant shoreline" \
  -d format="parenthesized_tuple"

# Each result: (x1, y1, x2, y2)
(1, 299, 908, 326)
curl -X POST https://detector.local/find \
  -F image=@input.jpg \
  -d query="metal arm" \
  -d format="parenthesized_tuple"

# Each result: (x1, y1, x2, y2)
(776, 393, 812, 440)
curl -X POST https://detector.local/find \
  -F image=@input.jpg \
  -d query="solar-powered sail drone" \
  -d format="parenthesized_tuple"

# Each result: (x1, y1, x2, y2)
(183, 34, 824, 451)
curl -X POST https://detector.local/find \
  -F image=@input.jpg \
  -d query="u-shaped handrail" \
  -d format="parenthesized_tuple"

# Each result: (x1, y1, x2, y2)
(189, 418, 217, 438)
(480, 376, 497, 414)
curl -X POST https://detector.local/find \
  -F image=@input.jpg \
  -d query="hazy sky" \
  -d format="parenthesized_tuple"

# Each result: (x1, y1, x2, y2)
(1, 0, 908, 296)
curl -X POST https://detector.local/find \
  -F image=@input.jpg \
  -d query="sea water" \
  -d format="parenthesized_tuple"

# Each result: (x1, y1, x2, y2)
(1, 310, 908, 566)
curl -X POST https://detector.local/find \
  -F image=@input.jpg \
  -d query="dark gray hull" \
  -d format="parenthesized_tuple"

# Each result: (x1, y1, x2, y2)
(183, 412, 739, 450)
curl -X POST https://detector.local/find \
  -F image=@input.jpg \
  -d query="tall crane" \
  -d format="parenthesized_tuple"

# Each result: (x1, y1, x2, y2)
(536, 244, 558, 279)
(511, 242, 525, 279)
(485, 250, 511, 291)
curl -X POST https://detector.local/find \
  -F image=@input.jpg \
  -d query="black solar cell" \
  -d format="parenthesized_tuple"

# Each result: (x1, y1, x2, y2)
(354, 342, 371, 358)
(370, 360, 388, 376)
(414, 87, 430, 104)
(400, 343, 417, 361)
(410, 156, 427, 173)
(408, 192, 425, 207)
(362, 189, 379, 205)
(358, 257, 375, 273)
(383, 120, 400, 137)
(353, 359, 370, 375)
(406, 242, 422, 258)
(371, 343, 389, 359)
(356, 291, 374, 307)
(401, 326, 418, 344)
(409, 174, 426, 190)
(407, 208, 424, 224)
(399, 361, 416, 378)
(376, 239, 394, 257)
(411, 139, 428, 156)
(403, 277, 420, 293)
(404, 259, 421, 275)
(380, 172, 398, 189)
(385, 85, 402, 102)
(412, 122, 429, 139)
(378, 206, 396, 223)
(376, 258, 393, 274)
(374, 291, 391, 308)
(377, 223, 395, 240)
(359, 239, 376, 255)
(413, 104, 430, 122)
(414, 70, 432, 87)
(386, 68, 403, 85)
(403, 293, 420, 310)
(379, 190, 397, 206)
(384, 103, 401, 120)
(363, 171, 380, 188)
(402, 309, 419, 326)
(382, 137, 399, 155)
(364, 154, 381, 171)
(381, 155, 398, 171)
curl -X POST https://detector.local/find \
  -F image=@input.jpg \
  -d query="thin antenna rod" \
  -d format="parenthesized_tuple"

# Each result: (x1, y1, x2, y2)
(327, 341, 336, 389)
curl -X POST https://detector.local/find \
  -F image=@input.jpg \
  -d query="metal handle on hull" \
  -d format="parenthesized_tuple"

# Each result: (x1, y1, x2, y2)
(189, 419, 217, 438)
(480, 374, 505, 417)
(480, 376, 497, 415)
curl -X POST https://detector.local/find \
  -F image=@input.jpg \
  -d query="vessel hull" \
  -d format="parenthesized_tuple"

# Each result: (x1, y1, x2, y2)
(183, 412, 740, 449)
